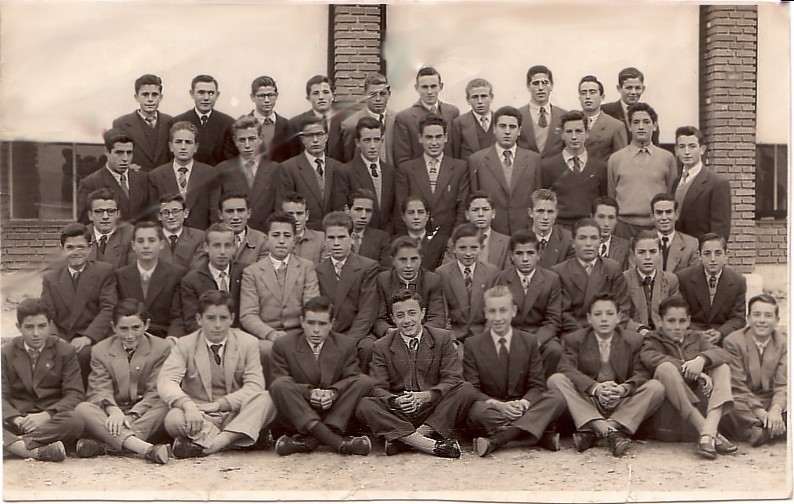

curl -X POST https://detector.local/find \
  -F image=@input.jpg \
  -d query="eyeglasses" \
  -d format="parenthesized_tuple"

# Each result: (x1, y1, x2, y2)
(92, 208, 119, 216)
(159, 209, 184, 217)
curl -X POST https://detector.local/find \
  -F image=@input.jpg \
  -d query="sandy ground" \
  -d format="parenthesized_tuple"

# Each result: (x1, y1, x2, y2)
(0, 264, 790, 502)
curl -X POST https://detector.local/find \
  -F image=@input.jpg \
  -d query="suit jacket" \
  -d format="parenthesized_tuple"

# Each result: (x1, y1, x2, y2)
(436, 260, 499, 342)
(605, 235, 631, 271)
(469, 145, 542, 235)
(87, 223, 135, 269)
(239, 254, 320, 340)
(374, 269, 447, 338)
(115, 261, 184, 336)
(552, 257, 630, 334)
(279, 153, 350, 231)
(217, 156, 282, 233)
(271, 331, 362, 395)
(180, 261, 246, 335)
(346, 156, 397, 232)
(340, 108, 396, 166)
(157, 328, 265, 410)
(602, 101, 660, 146)
(236, 227, 269, 266)
(86, 334, 171, 415)
(558, 326, 650, 394)
(393, 101, 460, 168)
(369, 325, 463, 397)
(395, 156, 470, 238)
(723, 327, 787, 412)
(496, 267, 562, 346)
(660, 232, 699, 274)
(226, 111, 297, 163)
(288, 109, 344, 161)
(393, 230, 448, 272)
(76, 166, 151, 223)
(623, 268, 680, 332)
(676, 265, 747, 339)
(159, 226, 205, 270)
(449, 111, 495, 160)
(463, 329, 546, 403)
(316, 253, 379, 343)
(41, 260, 117, 342)
(442, 229, 510, 270)
(172, 108, 235, 166)
(112, 111, 173, 172)
(584, 112, 628, 164)
(540, 152, 606, 221)
(517, 104, 567, 160)
(538, 225, 575, 270)
(640, 329, 729, 374)
(2, 335, 84, 421)
(293, 228, 326, 265)
(674, 168, 732, 240)
(357, 227, 391, 269)
(148, 161, 221, 230)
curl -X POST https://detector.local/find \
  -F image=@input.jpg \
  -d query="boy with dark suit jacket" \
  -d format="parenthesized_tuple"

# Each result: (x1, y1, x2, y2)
(591, 196, 630, 271)
(346, 189, 391, 269)
(442, 191, 510, 270)
(85, 188, 135, 269)
(270, 297, 373, 456)
(2, 298, 85, 462)
(530, 189, 575, 269)
(288, 75, 344, 161)
(156, 193, 205, 270)
(116, 222, 184, 337)
(42, 223, 118, 384)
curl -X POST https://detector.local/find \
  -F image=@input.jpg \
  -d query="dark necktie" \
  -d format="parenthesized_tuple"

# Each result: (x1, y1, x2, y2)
(642, 275, 653, 320)
(661, 236, 670, 270)
(217, 271, 229, 292)
(463, 266, 472, 297)
(98, 235, 108, 255)
(144, 116, 156, 129)
(312, 344, 321, 361)
(169, 234, 178, 252)
(539, 238, 548, 252)
(572, 156, 582, 173)
(709, 275, 717, 290)
(408, 338, 419, 351)
(125, 347, 135, 362)
(178, 167, 188, 191)
(538, 107, 548, 128)
(600, 242, 608, 257)
(315, 158, 324, 178)
(71, 270, 81, 290)
(200, 114, 208, 127)
(119, 173, 129, 197)
(210, 344, 222, 365)
(27, 347, 40, 369)
(369, 163, 379, 178)
(378, 114, 384, 128)
(276, 262, 287, 287)
(498, 337, 509, 387)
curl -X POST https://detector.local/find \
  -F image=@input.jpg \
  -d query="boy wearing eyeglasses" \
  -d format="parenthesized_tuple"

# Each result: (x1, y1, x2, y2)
(84, 188, 135, 269)
(156, 193, 205, 270)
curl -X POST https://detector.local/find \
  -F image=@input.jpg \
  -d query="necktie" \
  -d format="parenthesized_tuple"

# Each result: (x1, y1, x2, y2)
(351, 232, 361, 254)
(480, 115, 489, 131)
(588, 116, 595, 129)
(244, 159, 256, 187)
(125, 347, 135, 362)
(429, 106, 438, 115)
(141, 271, 151, 297)
(408, 338, 419, 351)
(600, 242, 608, 257)
(210, 344, 222, 365)
(599, 340, 610, 363)
(234, 234, 242, 250)
(98, 235, 108, 255)
(539, 239, 548, 252)
(584, 262, 593, 276)
(405, 282, 417, 293)
(119, 173, 129, 197)
(71, 270, 81, 290)
(756, 342, 766, 359)
(572, 156, 582, 173)
(661, 236, 670, 270)
(463, 266, 472, 297)
(27, 347, 40, 369)
(378, 114, 384, 128)
(315, 158, 324, 178)
(200, 115, 208, 127)
(322, 113, 329, 131)
(498, 337, 509, 384)
(428, 159, 438, 192)
(144, 116, 156, 129)
(169, 234, 178, 252)
(217, 271, 229, 292)
(538, 107, 548, 128)
(369, 163, 379, 179)
(521, 274, 530, 294)
(679, 170, 689, 188)
(502, 150, 513, 168)
(642, 275, 653, 318)
(178, 167, 188, 191)
(312, 343, 321, 360)
(334, 261, 343, 279)
(709, 275, 717, 289)
(276, 261, 287, 287)
(263, 117, 274, 126)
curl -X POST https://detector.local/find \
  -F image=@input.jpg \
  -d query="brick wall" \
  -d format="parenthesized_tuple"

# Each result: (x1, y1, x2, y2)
(756, 220, 788, 264)
(699, 5, 758, 273)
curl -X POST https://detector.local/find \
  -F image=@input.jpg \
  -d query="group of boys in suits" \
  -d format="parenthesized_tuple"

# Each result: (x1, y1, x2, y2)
(5, 64, 783, 464)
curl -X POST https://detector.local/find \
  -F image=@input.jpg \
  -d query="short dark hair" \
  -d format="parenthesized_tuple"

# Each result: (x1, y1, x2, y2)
(348, 188, 376, 207)
(675, 125, 704, 145)
(302, 296, 334, 318)
(355, 116, 383, 140)
(390, 235, 422, 259)
(60, 222, 92, 246)
(299, 115, 328, 134)
(560, 110, 588, 131)
(103, 129, 134, 151)
(493, 106, 523, 128)
(573, 218, 600, 236)
(231, 115, 261, 136)
(389, 288, 422, 311)
(630, 230, 661, 252)
(627, 102, 658, 124)
(251, 75, 278, 95)
(191, 74, 218, 91)
(748, 293, 779, 317)
(509, 230, 539, 253)
(265, 212, 297, 235)
(658, 296, 690, 318)
(322, 211, 353, 233)
(467, 190, 494, 209)
(197, 290, 234, 315)
(529, 189, 557, 209)
(418, 114, 447, 135)
(133, 221, 165, 241)
(416, 66, 441, 83)
(617, 67, 645, 87)
(698, 232, 727, 252)
(220, 191, 250, 211)
(451, 223, 482, 245)
(169, 121, 199, 142)
(281, 191, 307, 207)
(592, 196, 620, 215)
(588, 292, 618, 313)
(159, 193, 187, 209)
(16, 298, 52, 324)
(134, 74, 162, 94)
(305, 74, 333, 97)
(364, 73, 390, 92)
(651, 193, 678, 212)
(204, 223, 235, 243)
(87, 188, 119, 210)
(527, 65, 553, 84)
(578, 75, 604, 95)
(400, 195, 429, 215)
(113, 298, 150, 325)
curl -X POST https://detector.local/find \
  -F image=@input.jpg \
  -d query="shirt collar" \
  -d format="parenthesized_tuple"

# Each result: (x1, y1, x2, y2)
(420, 100, 439, 112)
(398, 273, 419, 286)
(562, 149, 588, 168)
(361, 154, 381, 169)
(516, 268, 536, 284)
(578, 258, 597, 270)
(313, 109, 330, 119)
(235, 227, 248, 246)
(269, 254, 290, 270)
(105, 165, 128, 180)
(305, 151, 325, 166)
(472, 110, 492, 124)
(94, 227, 115, 242)
(535, 227, 553, 241)
(529, 102, 551, 117)
(208, 262, 231, 281)
(137, 110, 157, 122)
(457, 261, 476, 277)
(173, 160, 194, 173)
(400, 327, 424, 347)
(407, 229, 426, 241)
(636, 268, 657, 282)
(194, 108, 212, 120)
(495, 143, 516, 160)
(331, 256, 348, 270)
(658, 230, 676, 243)
(136, 261, 158, 277)
(490, 328, 513, 349)
(595, 332, 614, 346)
(703, 267, 724, 283)
(424, 153, 443, 167)
(253, 109, 275, 123)
(204, 335, 228, 352)
(752, 334, 771, 352)
(165, 227, 184, 239)
(67, 265, 85, 276)
(24, 341, 45, 354)
(629, 143, 654, 155)
(682, 162, 703, 181)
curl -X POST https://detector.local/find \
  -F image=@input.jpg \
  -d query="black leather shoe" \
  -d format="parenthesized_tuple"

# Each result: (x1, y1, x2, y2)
(607, 430, 631, 457)
(572, 431, 597, 453)
(696, 434, 717, 460)
(715, 433, 738, 454)
(144, 444, 170, 464)
(338, 436, 371, 456)
(473, 437, 496, 457)
(538, 430, 560, 451)
(37, 441, 66, 462)
(384, 439, 410, 456)
(749, 426, 769, 447)
(172, 437, 206, 459)
(432, 439, 461, 459)
(275, 434, 315, 456)
(76, 438, 107, 458)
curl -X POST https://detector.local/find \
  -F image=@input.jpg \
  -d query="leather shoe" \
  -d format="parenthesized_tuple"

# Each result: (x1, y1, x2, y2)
(144, 444, 170, 465)
(473, 437, 496, 457)
(715, 433, 738, 454)
(275, 434, 315, 456)
(572, 431, 597, 453)
(76, 438, 107, 458)
(338, 436, 371, 456)
(538, 430, 560, 451)
(36, 441, 66, 462)
(172, 437, 206, 459)
(749, 426, 769, 447)
(607, 430, 631, 457)
(384, 439, 410, 456)
(432, 439, 461, 459)
(696, 434, 717, 460)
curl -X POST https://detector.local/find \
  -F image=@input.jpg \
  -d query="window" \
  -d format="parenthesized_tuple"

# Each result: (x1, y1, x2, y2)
(6, 141, 106, 220)
(755, 144, 788, 220)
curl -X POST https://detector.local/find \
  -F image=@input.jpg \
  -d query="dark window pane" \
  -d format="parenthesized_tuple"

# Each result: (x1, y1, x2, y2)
(756, 144, 787, 220)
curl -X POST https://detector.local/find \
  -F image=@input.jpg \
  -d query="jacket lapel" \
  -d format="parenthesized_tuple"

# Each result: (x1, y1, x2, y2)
(388, 334, 411, 386)
(318, 336, 341, 387)
(32, 338, 58, 389)
(129, 335, 153, 401)
(282, 256, 300, 303)
(295, 337, 321, 386)
(194, 335, 213, 399)
(414, 330, 435, 390)
(742, 329, 763, 391)
(689, 271, 712, 317)
(12, 341, 35, 395)
(478, 334, 504, 395)
(507, 333, 527, 396)
(462, 114, 480, 154)
(708, 272, 733, 319)
(522, 270, 544, 317)
(108, 337, 133, 403)
(510, 149, 533, 194)
(67, 263, 100, 331)
(144, 262, 168, 307)
(469, 264, 490, 323)
(335, 256, 358, 309)
(433, 158, 455, 207)
(410, 161, 434, 207)
(609, 331, 630, 383)
(627, 271, 649, 323)
(583, 259, 608, 305)
(760, 331, 784, 391)
(297, 156, 323, 204)
(483, 147, 510, 195)
(223, 333, 240, 393)
(682, 169, 709, 210)
(448, 265, 470, 315)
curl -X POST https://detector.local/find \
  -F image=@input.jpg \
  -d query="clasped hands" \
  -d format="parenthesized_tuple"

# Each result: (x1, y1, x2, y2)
(680, 356, 714, 397)
(593, 381, 627, 409)
(310, 389, 336, 410)
(488, 398, 531, 421)
(390, 391, 433, 416)
(13, 411, 51, 434)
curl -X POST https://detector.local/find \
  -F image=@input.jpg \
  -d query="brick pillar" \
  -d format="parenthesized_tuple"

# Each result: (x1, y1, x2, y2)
(699, 5, 757, 272)
(328, 4, 386, 110)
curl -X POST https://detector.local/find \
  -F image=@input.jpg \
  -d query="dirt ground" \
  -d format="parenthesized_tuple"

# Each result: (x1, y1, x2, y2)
(1, 265, 790, 502)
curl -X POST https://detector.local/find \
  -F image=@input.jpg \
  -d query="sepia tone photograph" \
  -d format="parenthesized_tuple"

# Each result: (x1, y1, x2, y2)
(0, 0, 790, 502)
